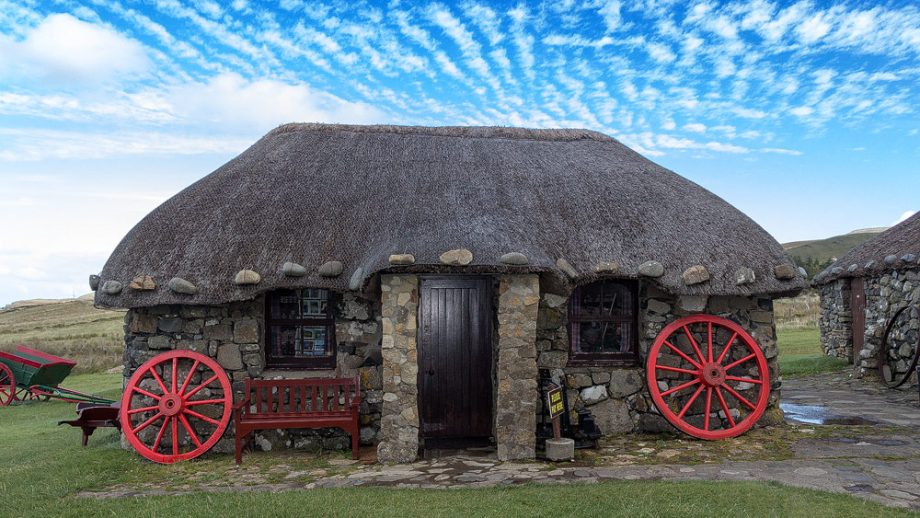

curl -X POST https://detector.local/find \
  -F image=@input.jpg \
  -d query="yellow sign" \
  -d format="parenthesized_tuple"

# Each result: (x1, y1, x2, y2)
(547, 387, 565, 419)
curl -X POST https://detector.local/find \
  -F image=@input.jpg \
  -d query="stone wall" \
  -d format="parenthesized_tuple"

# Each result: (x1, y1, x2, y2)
(495, 274, 540, 461)
(536, 282, 782, 434)
(819, 279, 852, 360)
(858, 270, 920, 381)
(122, 291, 383, 453)
(376, 275, 420, 463)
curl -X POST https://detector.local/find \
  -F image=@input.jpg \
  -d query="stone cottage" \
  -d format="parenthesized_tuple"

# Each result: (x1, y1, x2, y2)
(814, 212, 920, 382)
(94, 124, 805, 463)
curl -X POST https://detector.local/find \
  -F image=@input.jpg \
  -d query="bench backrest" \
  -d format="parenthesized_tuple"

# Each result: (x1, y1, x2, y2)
(242, 376, 361, 416)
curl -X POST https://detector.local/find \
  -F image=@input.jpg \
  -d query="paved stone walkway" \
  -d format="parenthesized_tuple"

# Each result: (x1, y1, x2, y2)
(81, 372, 920, 510)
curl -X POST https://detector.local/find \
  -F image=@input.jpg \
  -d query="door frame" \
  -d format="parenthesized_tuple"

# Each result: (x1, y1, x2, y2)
(850, 277, 865, 365)
(416, 275, 495, 441)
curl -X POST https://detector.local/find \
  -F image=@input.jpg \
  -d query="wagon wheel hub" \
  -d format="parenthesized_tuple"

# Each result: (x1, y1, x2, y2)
(159, 393, 184, 417)
(701, 363, 726, 387)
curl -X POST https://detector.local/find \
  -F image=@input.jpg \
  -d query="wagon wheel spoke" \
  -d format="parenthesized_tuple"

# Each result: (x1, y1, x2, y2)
(725, 376, 762, 385)
(184, 398, 227, 406)
(647, 315, 771, 440)
(179, 413, 202, 448)
(682, 325, 706, 364)
(723, 353, 757, 371)
(664, 341, 702, 369)
(127, 405, 159, 415)
(0, 364, 14, 406)
(715, 387, 735, 428)
(677, 384, 705, 419)
(133, 412, 164, 434)
(183, 373, 220, 401)
(703, 387, 712, 431)
(120, 350, 231, 464)
(656, 365, 699, 376)
(147, 366, 169, 395)
(178, 359, 200, 395)
(131, 386, 163, 401)
(721, 383, 757, 411)
(184, 408, 221, 426)
(661, 378, 699, 398)
(716, 332, 738, 364)
(152, 416, 169, 453)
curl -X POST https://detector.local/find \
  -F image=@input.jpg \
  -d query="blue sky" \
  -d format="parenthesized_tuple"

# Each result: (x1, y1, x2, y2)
(0, 0, 918, 305)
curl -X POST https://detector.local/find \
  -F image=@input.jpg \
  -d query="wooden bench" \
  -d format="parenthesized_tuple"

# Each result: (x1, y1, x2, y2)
(58, 402, 121, 446)
(234, 376, 361, 464)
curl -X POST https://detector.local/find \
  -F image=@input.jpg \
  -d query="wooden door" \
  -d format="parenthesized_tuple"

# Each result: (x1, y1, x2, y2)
(418, 277, 493, 439)
(850, 278, 865, 364)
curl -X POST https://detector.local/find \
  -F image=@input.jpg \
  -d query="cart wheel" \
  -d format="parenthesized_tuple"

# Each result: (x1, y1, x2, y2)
(647, 315, 770, 440)
(0, 363, 13, 406)
(121, 350, 232, 464)
(23, 386, 51, 402)
(879, 305, 920, 388)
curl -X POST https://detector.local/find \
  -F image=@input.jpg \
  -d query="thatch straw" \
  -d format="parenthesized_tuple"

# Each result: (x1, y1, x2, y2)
(95, 124, 804, 308)
(814, 212, 920, 285)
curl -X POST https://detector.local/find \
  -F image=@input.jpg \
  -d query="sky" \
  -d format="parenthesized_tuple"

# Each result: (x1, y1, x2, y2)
(0, 0, 918, 306)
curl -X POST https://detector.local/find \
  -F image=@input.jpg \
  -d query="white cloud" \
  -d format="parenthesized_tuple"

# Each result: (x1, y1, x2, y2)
(790, 105, 814, 117)
(683, 122, 706, 133)
(0, 13, 149, 84)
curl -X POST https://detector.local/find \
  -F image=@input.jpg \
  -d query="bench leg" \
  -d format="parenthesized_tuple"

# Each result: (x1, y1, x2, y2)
(235, 431, 244, 464)
(80, 427, 96, 447)
(351, 427, 359, 460)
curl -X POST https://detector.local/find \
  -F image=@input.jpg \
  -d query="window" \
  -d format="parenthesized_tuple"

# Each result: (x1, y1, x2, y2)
(569, 280, 638, 365)
(265, 288, 336, 369)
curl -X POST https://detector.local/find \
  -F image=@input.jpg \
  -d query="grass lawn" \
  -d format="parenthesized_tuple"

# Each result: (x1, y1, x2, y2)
(777, 327, 851, 378)
(1, 374, 909, 518)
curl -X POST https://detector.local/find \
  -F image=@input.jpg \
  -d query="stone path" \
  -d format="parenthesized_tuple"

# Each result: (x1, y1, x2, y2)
(81, 372, 920, 510)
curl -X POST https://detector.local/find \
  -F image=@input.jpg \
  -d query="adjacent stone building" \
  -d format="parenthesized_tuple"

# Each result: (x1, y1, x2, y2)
(814, 212, 920, 382)
(95, 124, 805, 462)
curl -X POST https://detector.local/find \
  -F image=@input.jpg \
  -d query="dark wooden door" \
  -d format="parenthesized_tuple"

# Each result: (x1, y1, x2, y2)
(850, 278, 866, 364)
(418, 277, 493, 439)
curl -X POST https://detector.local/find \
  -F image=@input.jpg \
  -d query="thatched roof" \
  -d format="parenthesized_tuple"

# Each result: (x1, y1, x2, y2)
(813, 212, 920, 285)
(95, 124, 804, 308)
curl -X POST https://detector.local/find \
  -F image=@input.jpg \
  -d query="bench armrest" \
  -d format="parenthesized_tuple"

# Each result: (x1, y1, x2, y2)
(233, 395, 250, 413)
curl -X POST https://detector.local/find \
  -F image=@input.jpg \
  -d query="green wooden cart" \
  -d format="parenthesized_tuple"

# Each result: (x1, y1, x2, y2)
(0, 345, 115, 405)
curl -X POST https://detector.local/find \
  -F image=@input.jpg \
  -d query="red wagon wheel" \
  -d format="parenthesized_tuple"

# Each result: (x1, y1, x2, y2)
(647, 314, 770, 440)
(120, 350, 232, 464)
(0, 363, 14, 406)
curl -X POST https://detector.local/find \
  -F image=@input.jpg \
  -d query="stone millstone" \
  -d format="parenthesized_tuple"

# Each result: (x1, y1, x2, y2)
(638, 261, 664, 278)
(500, 252, 529, 265)
(439, 248, 473, 266)
(594, 261, 620, 274)
(282, 262, 307, 277)
(682, 265, 710, 285)
(89, 274, 101, 291)
(129, 275, 156, 290)
(318, 261, 344, 277)
(388, 254, 415, 266)
(773, 264, 797, 280)
(556, 258, 578, 279)
(349, 267, 364, 291)
(168, 277, 198, 295)
(545, 438, 575, 461)
(734, 267, 756, 285)
(100, 280, 123, 295)
(234, 269, 261, 285)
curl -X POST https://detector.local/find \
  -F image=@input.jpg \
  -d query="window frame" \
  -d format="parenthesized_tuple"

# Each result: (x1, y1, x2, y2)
(264, 289, 337, 369)
(567, 279, 640, 367)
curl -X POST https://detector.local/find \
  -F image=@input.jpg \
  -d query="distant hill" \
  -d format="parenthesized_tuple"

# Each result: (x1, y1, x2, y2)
(0, 298, 125, 374)
(784, 230, 885, 279)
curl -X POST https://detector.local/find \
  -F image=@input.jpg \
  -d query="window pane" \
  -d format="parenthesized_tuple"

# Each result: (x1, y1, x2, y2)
(269, 325, 300, 357)
(578, 282, 632, 318)
(300, 326, 330, 357)
(575, 321, 631, 353)
(302, 289, 328, 317)
(270, 289, 301, 319)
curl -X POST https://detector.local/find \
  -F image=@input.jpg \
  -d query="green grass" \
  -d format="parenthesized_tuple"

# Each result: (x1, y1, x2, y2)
(777, 327, 850, 378)
(1, 373, 910, 518)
